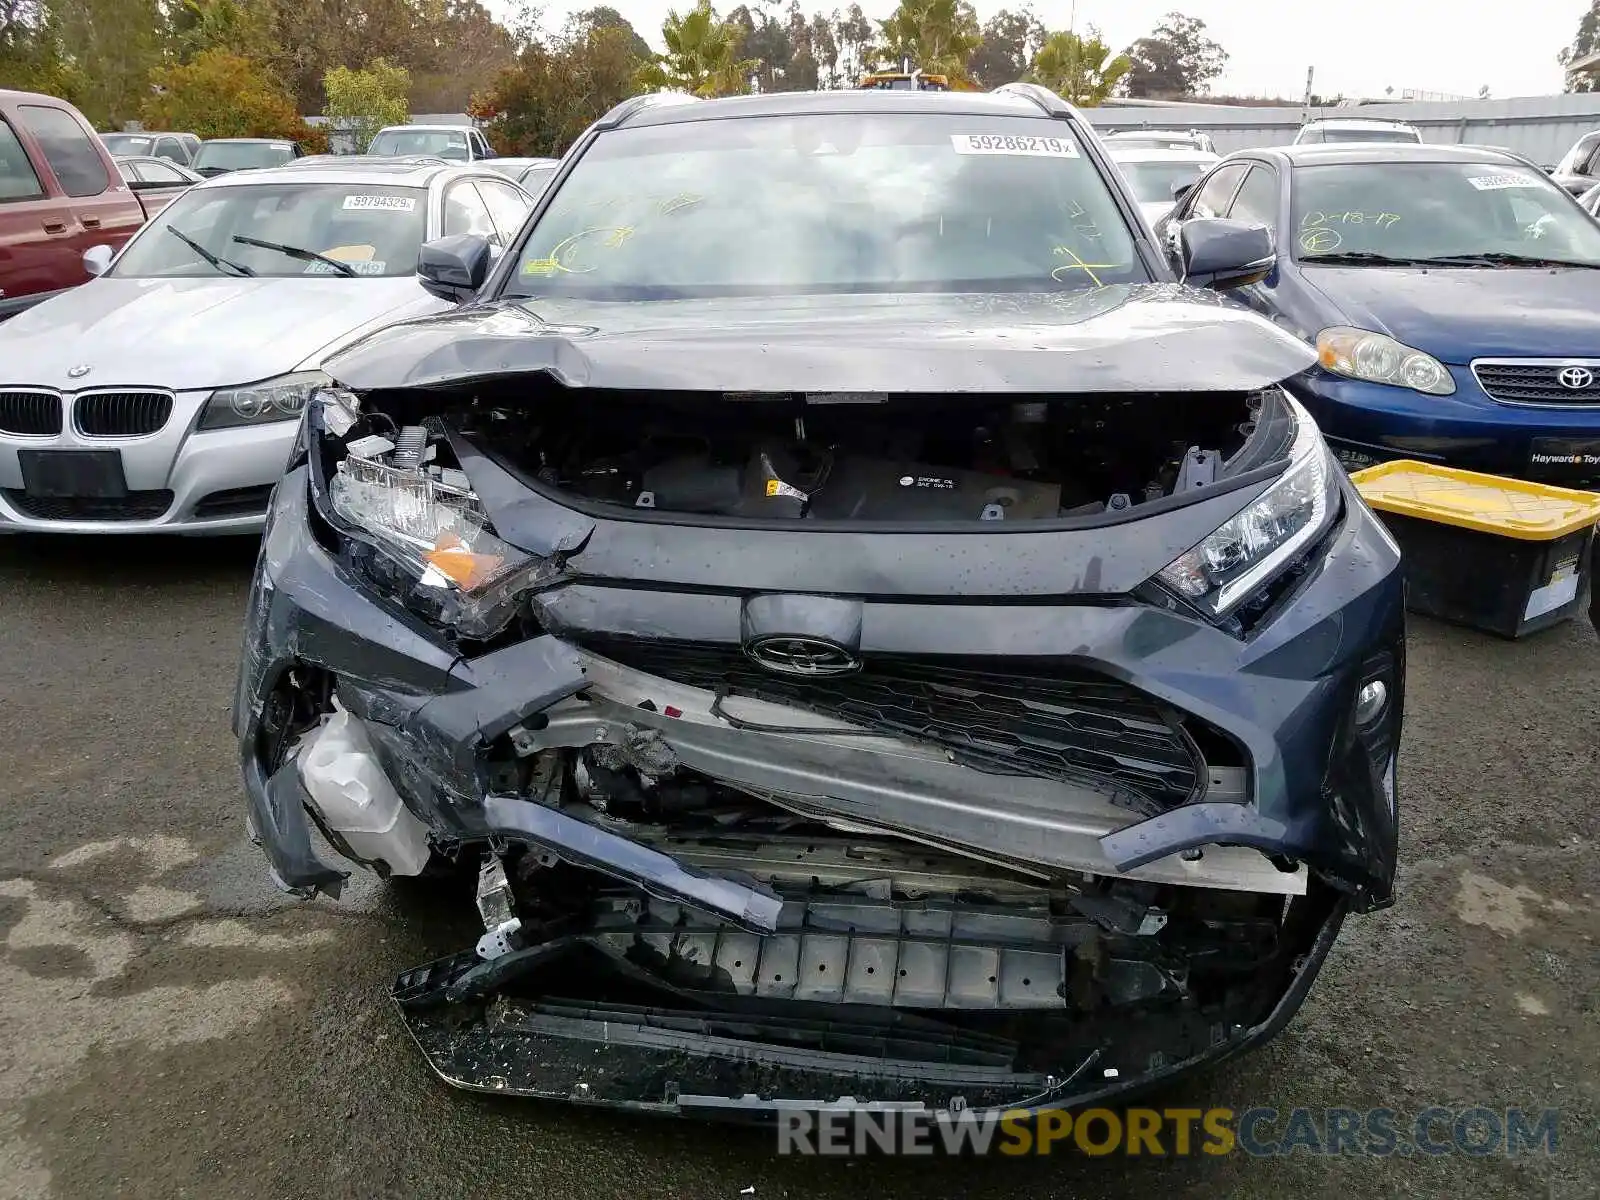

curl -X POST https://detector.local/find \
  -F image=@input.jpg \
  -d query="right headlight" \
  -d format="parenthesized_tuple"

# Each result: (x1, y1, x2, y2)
(1315, 327, 1455, 395)
(1157, 397, 1339, 618)
(199, 370, 329, 430)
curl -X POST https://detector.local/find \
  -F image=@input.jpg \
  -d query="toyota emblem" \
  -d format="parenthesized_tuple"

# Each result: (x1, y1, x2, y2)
(66, 365, 91, 379)
(1557, 365, 1594, 390)
(745, 635, 861, 677)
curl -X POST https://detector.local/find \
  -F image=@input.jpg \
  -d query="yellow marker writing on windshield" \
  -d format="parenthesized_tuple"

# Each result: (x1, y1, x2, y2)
(1050, 245, 1117, 286)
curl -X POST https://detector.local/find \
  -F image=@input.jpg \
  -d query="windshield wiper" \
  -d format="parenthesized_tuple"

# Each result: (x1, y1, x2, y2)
(1413, 251, 1600, 269)
(232, 234, 359, 277)
(1299, 251, 1440, 267)
(165, 224, 254, 277)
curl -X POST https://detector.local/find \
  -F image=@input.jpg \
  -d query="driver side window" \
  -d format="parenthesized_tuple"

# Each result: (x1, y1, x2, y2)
(1188, 164, 1248, 219)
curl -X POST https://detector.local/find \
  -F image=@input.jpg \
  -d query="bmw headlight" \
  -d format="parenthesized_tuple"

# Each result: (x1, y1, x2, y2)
(316, 394, 559, 638)
(1316, 327, 1454, 395)
(1157, 397, 1339, 617)
(199, 370, 330, 431)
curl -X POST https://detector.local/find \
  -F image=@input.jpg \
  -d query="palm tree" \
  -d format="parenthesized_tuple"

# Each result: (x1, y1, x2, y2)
(1029, 28, 1131, 107)
(874, 0, 982, 80)
(636, 0, 757, 97)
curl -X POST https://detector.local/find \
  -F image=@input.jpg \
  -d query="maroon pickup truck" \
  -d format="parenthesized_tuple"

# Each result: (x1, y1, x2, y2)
(0, 89, 146, 320)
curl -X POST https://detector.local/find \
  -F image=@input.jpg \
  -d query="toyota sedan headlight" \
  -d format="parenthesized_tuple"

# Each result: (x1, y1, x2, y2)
(1316, 327, 1455, 395)
(199, 370, 330, 430)
(1157, 397, 1339, 618)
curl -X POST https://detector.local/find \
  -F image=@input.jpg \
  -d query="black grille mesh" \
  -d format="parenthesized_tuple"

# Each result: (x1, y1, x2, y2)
(580, 638, 1202, 810)
(2, 490, 173, 521)
(0, 391, 62, 436)
(74, 391, 174, 437)
(1473, 362, 1600, 405)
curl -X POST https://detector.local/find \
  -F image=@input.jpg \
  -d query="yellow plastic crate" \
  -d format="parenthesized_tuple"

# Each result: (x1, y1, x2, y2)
(1351, 461, 1600, 637)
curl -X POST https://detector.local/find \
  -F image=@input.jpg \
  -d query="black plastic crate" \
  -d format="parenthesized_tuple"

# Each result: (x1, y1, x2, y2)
(1352, 461, 1600, 639)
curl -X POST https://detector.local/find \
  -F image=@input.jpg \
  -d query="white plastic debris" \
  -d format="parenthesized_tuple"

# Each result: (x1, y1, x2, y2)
(298, 701, 431, 875)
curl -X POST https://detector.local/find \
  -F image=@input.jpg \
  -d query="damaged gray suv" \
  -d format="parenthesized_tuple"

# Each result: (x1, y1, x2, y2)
(235, 86, 1405, 1118)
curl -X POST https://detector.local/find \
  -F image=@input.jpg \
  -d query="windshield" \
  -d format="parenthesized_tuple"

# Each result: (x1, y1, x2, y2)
(111, 182, 428, 278)
(507, 113, 1145, 300)
(367, 129, 470, 160)
(1291, 161, 1600, 264)
(1111, 136, 1199, 151)
(1117, 159, 1211, 203)
(1301, 127, 1419, 145)
(520, 164, 556, 193)
(194, 141, 294, 171)
(102, 134, 153, 156)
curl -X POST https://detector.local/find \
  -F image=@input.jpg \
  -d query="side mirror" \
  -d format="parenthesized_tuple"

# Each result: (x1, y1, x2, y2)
(82, 244, 114, 277)
(1171, 180, 1195, 203)
(1177, 217, 1275, 290)
(417, 234, 493, 302)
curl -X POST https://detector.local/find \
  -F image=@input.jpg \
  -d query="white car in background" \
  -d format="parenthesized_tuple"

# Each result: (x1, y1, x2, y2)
(1292, 118, 1422, 145)
(1107, 146, 1220, 227)
(1102, 128, 1216, 154)
(0, 157, 534, 534)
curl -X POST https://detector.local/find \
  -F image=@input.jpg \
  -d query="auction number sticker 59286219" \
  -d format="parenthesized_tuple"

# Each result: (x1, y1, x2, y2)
(951, 133, 1078, 157)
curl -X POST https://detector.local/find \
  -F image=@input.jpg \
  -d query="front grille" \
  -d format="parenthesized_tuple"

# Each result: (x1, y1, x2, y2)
(192, 484, 274, 519)
(581, 638, 1203, 810)
(2, 489, 173, 521)
(73, 391, 174, 437)
(0, 391, 63, 436)
(1472, 360, 1600, 406)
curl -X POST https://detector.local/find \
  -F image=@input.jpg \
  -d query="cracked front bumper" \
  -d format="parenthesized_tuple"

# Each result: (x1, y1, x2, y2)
(233, 465, 1402, 1112)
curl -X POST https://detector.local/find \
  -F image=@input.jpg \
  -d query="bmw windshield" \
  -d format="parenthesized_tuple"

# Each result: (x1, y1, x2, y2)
(1291, 161, 1600, 265)
(506, 113, 1147, 299)
(111, 183, 428, 278)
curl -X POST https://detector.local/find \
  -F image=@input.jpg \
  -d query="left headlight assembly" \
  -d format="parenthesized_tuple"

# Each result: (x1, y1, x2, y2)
(313, 392, 560, 639)
(198, 370, 330, 431)
(1156, 395, 1339, 619)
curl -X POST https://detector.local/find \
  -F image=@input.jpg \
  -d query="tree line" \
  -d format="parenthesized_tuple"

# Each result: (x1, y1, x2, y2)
(0, 0, 1229, 154)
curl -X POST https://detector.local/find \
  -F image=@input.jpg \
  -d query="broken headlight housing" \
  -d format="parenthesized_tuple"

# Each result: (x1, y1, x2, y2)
(1157, 396, 1338, 618)
(317, 392, 559, 638)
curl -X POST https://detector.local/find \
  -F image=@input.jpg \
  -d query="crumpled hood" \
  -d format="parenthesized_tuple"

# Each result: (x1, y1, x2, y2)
(1300, 266, 1600, 363)
(322, 285, 1317, 394)
(0, 276, 447, 391)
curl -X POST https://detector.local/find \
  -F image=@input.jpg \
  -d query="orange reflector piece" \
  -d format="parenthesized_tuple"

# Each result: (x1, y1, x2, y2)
(425, 532, 504, 590)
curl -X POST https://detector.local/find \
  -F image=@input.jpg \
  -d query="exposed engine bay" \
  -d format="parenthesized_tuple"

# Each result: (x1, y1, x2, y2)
(355, 383, 1291, 525)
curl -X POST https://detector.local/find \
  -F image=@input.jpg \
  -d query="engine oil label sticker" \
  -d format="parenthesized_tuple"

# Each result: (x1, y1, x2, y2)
(899, 474, 958, 489)
(342, 194, 417, 211)
(951, 133, 1078, 157)
(1466, 172, 1541, 191)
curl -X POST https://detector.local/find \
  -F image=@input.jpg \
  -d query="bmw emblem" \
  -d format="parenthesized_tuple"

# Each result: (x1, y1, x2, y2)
(66, 365, 91, 379)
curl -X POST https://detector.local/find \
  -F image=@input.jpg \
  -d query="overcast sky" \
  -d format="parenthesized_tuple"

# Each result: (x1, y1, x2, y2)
(509, 0, 1590, 100)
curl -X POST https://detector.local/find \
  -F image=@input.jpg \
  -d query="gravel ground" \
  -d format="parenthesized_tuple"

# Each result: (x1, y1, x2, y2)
(0, 533, 1594, 1200)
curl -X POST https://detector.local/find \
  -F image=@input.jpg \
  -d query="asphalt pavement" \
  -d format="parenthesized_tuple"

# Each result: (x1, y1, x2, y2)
(0, 533, 1594, 1200)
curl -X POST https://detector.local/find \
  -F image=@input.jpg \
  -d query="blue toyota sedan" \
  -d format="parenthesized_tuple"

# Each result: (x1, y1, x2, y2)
(1158, 143, 1600, 486)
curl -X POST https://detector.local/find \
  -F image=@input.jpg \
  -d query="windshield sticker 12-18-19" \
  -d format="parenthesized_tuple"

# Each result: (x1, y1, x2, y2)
(342, 194, 416, 212)
(951, 133, 1078, 157)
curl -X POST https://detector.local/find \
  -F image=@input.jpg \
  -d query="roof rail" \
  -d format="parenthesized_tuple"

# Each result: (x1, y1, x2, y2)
(596, 91, 703, 130)
(990, 82, 1073, 117)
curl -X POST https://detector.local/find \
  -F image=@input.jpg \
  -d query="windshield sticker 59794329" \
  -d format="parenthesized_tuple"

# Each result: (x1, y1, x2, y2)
(951, 133, 1077, 157)
(342, 194, 416, 211)
(1466, 173, 1541, 192)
